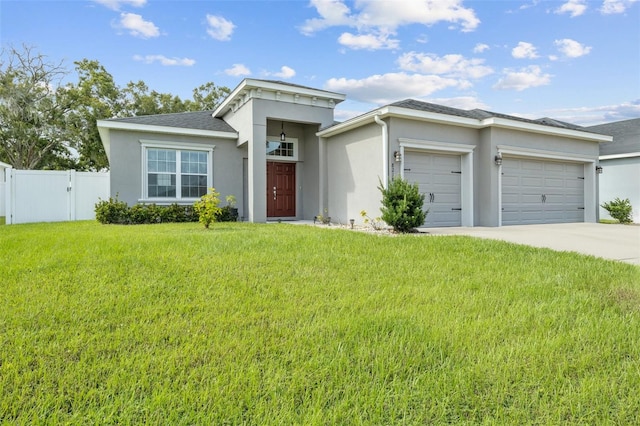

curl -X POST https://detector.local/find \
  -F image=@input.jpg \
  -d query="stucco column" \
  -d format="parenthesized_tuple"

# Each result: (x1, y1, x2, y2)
(248, 122, 267, 222)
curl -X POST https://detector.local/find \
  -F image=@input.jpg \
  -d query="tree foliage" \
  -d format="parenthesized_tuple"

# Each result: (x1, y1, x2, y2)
(0, 44, 230, 171)
(378, 177, 427, 233)
(0, 45, 75, 169)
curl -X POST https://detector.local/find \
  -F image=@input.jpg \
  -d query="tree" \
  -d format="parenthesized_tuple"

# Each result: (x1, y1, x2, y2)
(0, 45, 76, 169)
(65, 59, 122, 170)
(187, 82, 231, 111)
(378, 177, 427, 233)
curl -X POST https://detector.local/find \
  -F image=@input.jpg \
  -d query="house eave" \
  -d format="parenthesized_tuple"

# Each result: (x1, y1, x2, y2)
(97, 120, 238, 163)
(600, 152, 640, 160)
(213, 78, 346, 118)
(317, 106, 613, 143)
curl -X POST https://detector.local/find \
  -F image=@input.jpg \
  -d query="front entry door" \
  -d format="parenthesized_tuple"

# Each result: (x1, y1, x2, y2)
(266, 161, 296, 217)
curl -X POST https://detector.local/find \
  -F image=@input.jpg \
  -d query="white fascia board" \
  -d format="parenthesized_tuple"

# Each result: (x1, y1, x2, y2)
(97, 122, 112, 162)
(0, 160, 13, 168)
(97, 120, 238, 140)
(482, 117, 612, 143)
(600, 152, 640, 160)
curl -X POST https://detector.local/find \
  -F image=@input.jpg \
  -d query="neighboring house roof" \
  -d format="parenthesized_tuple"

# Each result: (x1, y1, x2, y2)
(587, 118, 640, 157)
(318, 98, 612, 143)
(0, 161, 12, 169)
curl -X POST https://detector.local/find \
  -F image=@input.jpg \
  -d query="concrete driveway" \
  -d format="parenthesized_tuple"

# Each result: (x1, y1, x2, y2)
(422, 223, 640, 265)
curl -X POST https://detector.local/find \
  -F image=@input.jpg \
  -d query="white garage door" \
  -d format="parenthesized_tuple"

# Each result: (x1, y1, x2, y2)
(404, 151, 461, 227)
(502, 158, 584, 225)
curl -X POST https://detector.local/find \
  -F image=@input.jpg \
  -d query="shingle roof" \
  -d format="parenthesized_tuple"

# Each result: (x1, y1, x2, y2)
(107, 110, 236, 133)
(389, 99, 599, 133)
(587, 118, 640, 156)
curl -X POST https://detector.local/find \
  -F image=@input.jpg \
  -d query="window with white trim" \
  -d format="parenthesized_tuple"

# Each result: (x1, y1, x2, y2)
(266, 137, 298, 161)
(142, 142, 213, 201)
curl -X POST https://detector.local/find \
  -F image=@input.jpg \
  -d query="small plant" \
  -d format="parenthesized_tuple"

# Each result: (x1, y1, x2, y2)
(601, 197, 633, 224)
(194, 187, 222, 229)
(225, 194, 237, 208)
(315, 208, 331, 225)
(360, 210, 384, 230)
(95, 195, 130, 224)
(378, 177, 427, 233)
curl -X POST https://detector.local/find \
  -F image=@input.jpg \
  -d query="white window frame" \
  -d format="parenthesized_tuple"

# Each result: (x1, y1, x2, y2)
(266, 137, 299, 161)
(139, 140, 214, 203)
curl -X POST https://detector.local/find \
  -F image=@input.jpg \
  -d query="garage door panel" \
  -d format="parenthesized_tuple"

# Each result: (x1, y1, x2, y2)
(502, 157, 584, 225)
(404, 151, 461, 227)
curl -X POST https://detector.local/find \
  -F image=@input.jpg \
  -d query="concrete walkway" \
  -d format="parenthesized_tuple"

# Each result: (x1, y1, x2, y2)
(421, 223, 640, 265)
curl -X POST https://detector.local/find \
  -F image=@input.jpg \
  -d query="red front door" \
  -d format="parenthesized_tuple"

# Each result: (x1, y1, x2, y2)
(266, 161, 296, 217)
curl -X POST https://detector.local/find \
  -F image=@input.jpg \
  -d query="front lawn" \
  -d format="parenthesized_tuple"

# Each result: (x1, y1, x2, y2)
(1, 221, 639, 424)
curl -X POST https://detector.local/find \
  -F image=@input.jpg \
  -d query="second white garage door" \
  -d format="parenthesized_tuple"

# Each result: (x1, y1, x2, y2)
(502, 158, 585, 225)
(404, 151, 462, 227)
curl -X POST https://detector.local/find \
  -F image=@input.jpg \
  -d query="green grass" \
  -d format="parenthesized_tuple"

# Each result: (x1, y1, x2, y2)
(0, 216, 5, 225)
(1, 221, 639, 424)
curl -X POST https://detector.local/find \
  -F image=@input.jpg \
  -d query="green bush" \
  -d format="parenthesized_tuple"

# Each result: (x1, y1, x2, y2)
(95, 198, 198, 225)
(95, 196, 130, 224)
(378, 177, 427, 233)
(194, 188, 223, 229)
(601, 197, 633, 224)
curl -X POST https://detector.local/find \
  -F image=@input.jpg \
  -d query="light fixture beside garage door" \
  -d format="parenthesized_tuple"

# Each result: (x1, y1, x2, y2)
(494, 152, 503, 165)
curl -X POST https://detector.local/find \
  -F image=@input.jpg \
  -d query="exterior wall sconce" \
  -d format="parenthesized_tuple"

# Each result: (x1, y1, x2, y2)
(494, 153, 503, 166)
(394, 151, 402, 162)
(596, 165, 603, 174)
(280, 121, 286, 141)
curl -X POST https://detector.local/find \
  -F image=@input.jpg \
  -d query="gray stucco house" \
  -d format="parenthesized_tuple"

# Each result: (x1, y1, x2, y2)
(97, 79, 612, 227)
(588, 118, 640, 223)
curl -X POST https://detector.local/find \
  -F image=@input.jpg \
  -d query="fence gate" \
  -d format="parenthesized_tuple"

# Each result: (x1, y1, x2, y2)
(4, 169, 110, 224)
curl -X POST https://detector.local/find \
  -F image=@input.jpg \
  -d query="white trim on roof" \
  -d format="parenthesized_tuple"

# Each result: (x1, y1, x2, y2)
(317, 106, 613, 143)
(0, 161, 12, 168)
(600, 152, 640, 160)
(213, 78, 346, 118)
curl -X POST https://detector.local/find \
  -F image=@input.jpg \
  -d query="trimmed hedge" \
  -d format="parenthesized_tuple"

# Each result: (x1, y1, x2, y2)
(95, 197, 238, 225)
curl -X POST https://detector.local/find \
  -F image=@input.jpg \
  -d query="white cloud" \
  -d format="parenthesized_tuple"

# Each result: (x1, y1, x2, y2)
(543, 99, 640, 125)
(225, 64, 251, 77)
(117, 12, 159, 38)
(512, 42, 539, 59)
(300, 0, 480, 50)
(324, 72, 463, 104)
(397, 52, 493, 79)
(493, 66, 552, 91)
(93, 0, 146, 11)
(271, 66, 296, 79)
(600, 0, 639, 14)
(473, 43, 489, 53)
(206, 14, 235, 41)
(338, 32, 399, 50)
(555, 0, 588, 17)
(133, 55, 195, 66)
(299, 0, 353, 34)
(554, 38, 592, 57)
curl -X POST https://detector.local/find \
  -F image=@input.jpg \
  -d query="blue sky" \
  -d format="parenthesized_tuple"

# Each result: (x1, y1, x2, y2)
(2, 0, 639, 125)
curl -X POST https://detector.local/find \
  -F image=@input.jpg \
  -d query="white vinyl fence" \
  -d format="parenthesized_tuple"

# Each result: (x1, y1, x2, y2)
(4, 168, 109, 224)
(0, 177, 5, 218)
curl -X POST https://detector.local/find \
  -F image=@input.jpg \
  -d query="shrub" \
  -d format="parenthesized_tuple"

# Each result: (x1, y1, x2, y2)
(601, 198, 633, 224)
(95, 196, 130, 224)
(194, 188, 222, 228)
(378, 177, 427, 233)
(95, 199, 198, 225)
